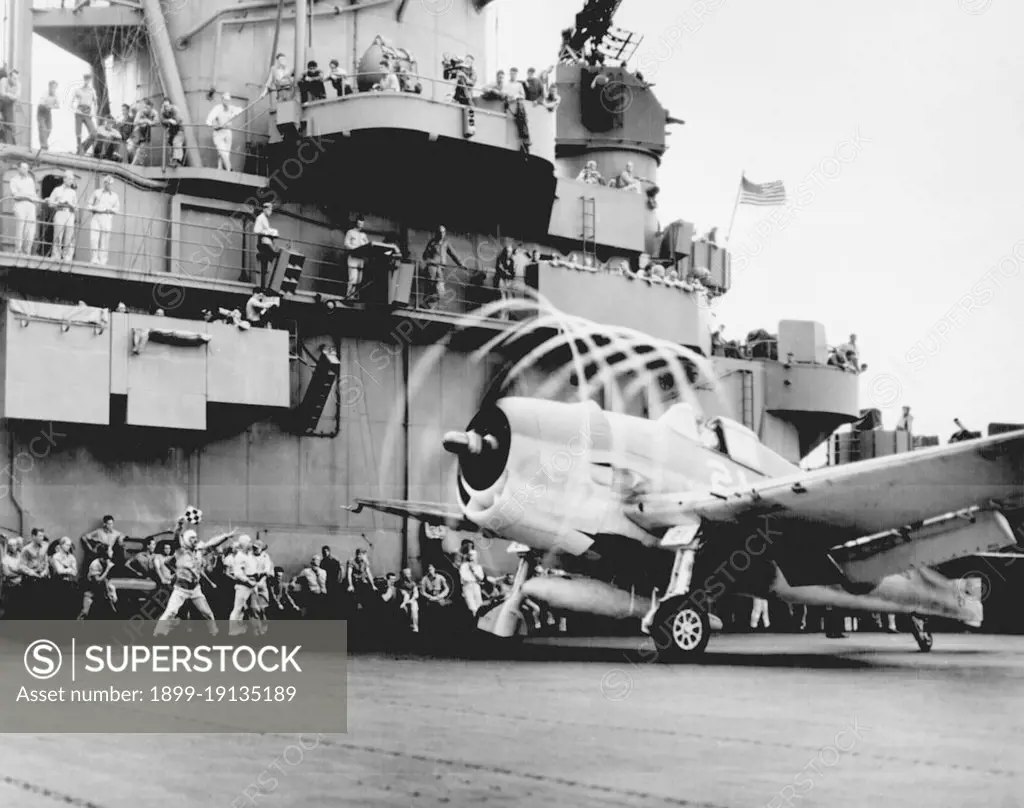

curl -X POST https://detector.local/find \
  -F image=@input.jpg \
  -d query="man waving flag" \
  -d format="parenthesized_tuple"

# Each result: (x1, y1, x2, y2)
(738, 175, 787, 206)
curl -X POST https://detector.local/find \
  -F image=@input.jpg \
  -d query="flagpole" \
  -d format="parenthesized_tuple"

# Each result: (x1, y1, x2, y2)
(725, 170, 744, 245)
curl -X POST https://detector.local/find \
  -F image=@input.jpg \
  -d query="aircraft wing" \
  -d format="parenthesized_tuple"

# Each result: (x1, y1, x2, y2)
(631, 430, 1024, 545)
(345, 498, 480, 533)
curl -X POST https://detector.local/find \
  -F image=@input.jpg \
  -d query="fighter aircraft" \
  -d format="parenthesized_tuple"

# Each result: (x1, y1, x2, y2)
(349, 396, 1024, 660)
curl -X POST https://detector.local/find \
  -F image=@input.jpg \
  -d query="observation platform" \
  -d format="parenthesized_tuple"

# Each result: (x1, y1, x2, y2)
(0, 152, 723, 349)
(269, 79, 558, 233)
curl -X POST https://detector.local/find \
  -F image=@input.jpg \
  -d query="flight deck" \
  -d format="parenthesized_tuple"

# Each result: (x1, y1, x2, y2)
(0, 633, 1020, 807)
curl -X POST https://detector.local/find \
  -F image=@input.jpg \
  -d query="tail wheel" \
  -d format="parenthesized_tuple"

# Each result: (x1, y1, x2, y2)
(651, 597, 711, 662)
(910, 615, 933, 652)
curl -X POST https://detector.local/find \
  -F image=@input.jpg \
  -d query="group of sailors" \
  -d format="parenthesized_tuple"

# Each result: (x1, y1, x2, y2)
(0, 510, 559, 639)
(477, 66, 561, 111)
(0, 67, 247, 170)
(264, 47, 560, 112)
(2, 46, 564, 166)
(1, 515, 134, 620)
(8, 162, 119, 263)
(711, 327, 863, 374)
(576, 159, 648, 195)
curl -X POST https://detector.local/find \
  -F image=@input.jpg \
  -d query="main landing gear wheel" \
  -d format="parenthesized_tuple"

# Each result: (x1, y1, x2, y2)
(910, 615, 933, 652)
(651, 598, 711, 662)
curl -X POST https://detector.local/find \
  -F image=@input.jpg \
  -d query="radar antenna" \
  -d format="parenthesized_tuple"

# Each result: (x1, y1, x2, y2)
(559, 0, 642, 67)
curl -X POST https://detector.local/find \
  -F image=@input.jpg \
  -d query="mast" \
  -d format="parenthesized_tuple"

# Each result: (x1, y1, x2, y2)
(140, 0, 201, 167)
(295, 0, 308, 86)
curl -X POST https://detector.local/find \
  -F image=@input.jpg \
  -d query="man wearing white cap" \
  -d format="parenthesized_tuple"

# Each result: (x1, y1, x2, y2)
(249, 540, 274, 635)
(206, 92, 243, 171)
(45, 171, 78, 261)
(154, 523, 238, 636)
(87, 175, 119, 265)
(227, 534, 258, 635)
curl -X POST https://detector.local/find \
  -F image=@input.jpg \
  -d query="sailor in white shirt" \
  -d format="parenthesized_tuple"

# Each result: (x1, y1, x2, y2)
(248, 540, 274, 634)
(375, 61, 401, 93)
(459, 548, 489, 616)
(575, 160, 602, 184)
(71, 74, 98, 154)
(836, 334, 860, 372)
(262, 53, 293, 100)
(343, 216, 369, 297)
(253, 201, 279, 282)
(46, 170, 78, 262)
(87, 175, 120, 265)
(227, 534, 257, 635)
(9, 162, 39, 255)
(206, 92, 243, 171)
(506, 67, 526, 102)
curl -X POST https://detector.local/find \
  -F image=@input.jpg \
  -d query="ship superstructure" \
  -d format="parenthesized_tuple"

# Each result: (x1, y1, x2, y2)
(0, 0, 860, 571)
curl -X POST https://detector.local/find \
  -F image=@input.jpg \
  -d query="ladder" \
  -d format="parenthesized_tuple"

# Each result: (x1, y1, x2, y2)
(581, 196, 597, 263)
(284, 319, 301, 362)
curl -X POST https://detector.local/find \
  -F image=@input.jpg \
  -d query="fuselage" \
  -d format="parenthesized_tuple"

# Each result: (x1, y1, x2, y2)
(450, 397, 983, 628)
(453, 396, 790, 553)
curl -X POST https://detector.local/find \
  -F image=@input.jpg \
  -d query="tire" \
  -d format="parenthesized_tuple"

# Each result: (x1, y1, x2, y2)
(650, 598, 711, 662)
(910, 615, 933, 652)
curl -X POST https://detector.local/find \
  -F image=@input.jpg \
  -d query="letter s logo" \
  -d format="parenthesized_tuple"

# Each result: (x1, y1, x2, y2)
(24, 640, 62, 680)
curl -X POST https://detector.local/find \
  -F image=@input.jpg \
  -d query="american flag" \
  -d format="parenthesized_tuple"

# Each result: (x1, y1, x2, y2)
(739, 176, 787, 206)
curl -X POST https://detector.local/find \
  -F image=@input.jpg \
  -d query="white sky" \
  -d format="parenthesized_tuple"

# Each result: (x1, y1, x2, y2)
(492, 0, 1024, 440)
(30, 0, 1024, 440)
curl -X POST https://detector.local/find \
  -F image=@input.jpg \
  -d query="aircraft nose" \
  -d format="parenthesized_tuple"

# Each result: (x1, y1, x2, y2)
(446, 406, 511, 493)
(443, 430, 499, 456)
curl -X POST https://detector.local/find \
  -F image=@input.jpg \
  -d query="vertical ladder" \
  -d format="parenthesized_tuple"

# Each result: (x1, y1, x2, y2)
(740, 369, 755, 430)
(581, 196, 597, 263)
(284, 319, 300, 362)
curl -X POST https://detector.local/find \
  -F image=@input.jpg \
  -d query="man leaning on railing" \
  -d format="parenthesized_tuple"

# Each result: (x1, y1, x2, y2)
(160, 98, 185, 167)
(130, 98, 158, 166)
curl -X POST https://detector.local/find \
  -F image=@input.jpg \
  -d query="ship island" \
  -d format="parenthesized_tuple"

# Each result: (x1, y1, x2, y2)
(0, 0, 867, 618)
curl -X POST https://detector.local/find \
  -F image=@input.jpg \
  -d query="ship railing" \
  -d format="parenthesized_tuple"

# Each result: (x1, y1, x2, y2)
(0, 98, 275, 176)
(0, 101, 36, 150)
(286, 71, 547, 119)
(0, 196, 532, 319)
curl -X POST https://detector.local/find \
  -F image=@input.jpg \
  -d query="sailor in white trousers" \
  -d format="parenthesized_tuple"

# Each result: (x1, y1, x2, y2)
(206, 92, 242, 171)
(46, 170, 78, 262)
(87, 175, 120, 265)
(228, 535, 257, 635)
(750, 596, 770, 630)
(459, 548, 487, 617)
(9, 162, 38, 255)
